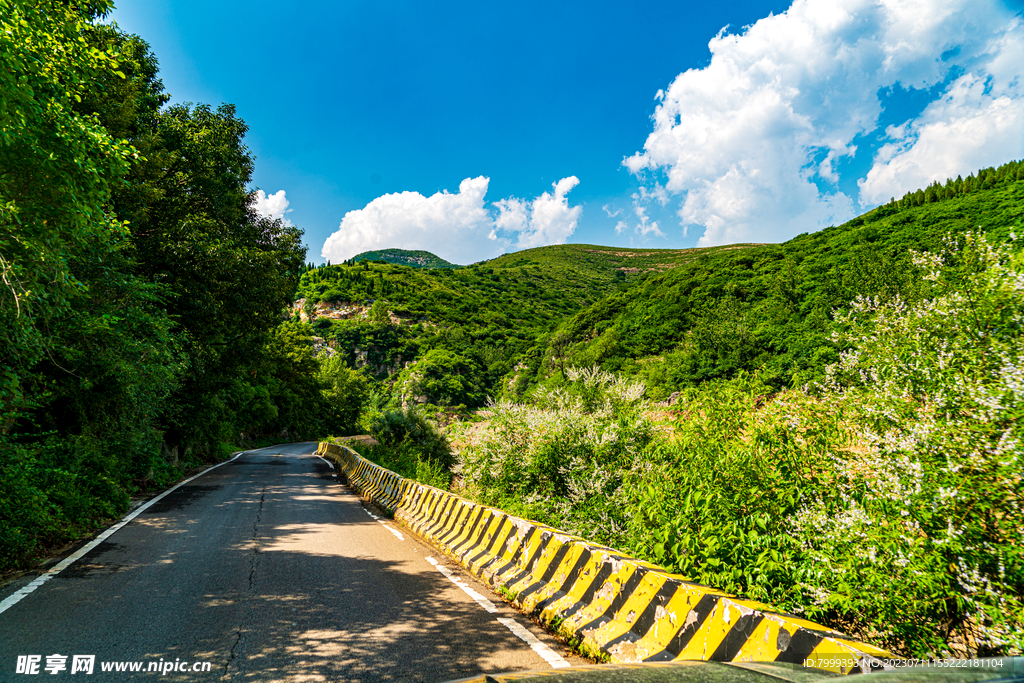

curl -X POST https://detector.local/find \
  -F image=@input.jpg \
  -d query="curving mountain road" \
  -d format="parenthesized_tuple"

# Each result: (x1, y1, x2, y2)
(0, 443, 586, 682)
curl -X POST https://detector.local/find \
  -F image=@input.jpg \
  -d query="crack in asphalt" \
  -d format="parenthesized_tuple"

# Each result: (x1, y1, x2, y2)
(223, 483, 266, 680)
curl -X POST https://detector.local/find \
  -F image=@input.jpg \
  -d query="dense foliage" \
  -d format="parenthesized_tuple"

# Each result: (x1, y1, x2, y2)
(347, 248, 458, 269)
(523, 164, 1024, 399)
(455, 233, 1023, 657)
(329, 407, 455, 489)
(455, 367, 654, 541)
(1, 0, 148, 566)
(801, 232, 1023, 656)
(295, 243, 753, 409)
(0, 3, 359, 571)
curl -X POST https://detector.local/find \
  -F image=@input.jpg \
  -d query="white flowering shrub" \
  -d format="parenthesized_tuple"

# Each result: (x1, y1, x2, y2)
(796, 232, 1023, 656)
(455, 366, 652, 547)
(453, 234, 1022, 657)
(626, 376, 846, 610)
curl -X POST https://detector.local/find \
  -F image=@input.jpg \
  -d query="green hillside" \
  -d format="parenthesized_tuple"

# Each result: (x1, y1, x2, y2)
(516, 160, 1024, 400)
(310, 163, 1023, 658)
(295, 163, 1023, 407)
(486, 242, 758, 275)
(295, 243, 758, 404)
(435, 164, 1024, 658)
(350, 248, 458, 269)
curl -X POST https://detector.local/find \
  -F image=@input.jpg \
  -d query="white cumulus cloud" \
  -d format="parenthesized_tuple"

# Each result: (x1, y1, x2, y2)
(615, 184, 668, 239)
(626, 0, 1024, 246)
(494, 177, 583, 250)
(859, 67, 1024, 203)
(252, 189, 294, 227)
(321, 176, 582, 265)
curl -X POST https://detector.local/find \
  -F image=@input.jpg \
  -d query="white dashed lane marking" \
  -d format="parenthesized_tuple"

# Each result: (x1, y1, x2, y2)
(359, 507, 572, 670)
(426, 556, 499, 613)
(363, 507, 405, 540)
(498, 617, 571, 668)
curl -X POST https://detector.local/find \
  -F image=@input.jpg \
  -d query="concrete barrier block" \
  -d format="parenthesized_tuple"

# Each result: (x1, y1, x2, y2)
(318, 441, 895, 675)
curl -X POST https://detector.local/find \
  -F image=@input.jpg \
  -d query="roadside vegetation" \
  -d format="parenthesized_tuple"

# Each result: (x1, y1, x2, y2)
(454, 232, 1023, 658)
(0, 2, 359, 572)
(2, 0, 1021, 663)
(333, 175, 1024, 659)
(326, 407, 454, 490)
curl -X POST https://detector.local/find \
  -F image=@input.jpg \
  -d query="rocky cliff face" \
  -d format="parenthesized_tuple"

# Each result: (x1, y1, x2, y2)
(292, 299, 405, 325)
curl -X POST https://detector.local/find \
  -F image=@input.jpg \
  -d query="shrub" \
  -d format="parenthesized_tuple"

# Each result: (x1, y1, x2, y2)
(632, 233, 1024, 657)
(456, 366, 653, 547)
(395, 349, 485, 408)
(354, 407, 455, 487)
(318, 354, 370, 435)
(625, 376, 843, 610)
(347, 439, 452, 490)
(793, 232, 1024, 656)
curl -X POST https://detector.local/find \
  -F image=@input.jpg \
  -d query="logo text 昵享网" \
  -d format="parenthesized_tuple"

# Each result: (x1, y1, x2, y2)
(15, 655, 213, 675)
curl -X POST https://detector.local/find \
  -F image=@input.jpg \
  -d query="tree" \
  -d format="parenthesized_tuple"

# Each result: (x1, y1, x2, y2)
(318, 354, 370, 435)
(71, 28, 307, 455)
(1, 0, 134, 429)
(369, 298, 391, 325)
(0, 0, 177, 569)
(0, 5, 326, 572)
(396, 349, 485, 407)
(134, 102, 306, 455)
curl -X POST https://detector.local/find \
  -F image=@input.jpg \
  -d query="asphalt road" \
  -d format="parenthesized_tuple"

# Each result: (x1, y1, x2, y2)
(0, 443, 587, 682)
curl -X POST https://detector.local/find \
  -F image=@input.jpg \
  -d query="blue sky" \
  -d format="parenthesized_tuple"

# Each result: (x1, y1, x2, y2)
(111, 0, 1024, 265)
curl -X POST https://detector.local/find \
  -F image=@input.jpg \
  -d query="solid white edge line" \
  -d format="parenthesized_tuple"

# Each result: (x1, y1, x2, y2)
(425, 556, 499, 614)
(315, 455, 335, 470)
(0, 449, 249, 616)
(359, 505, 403, 540)
(497, 617, 572, 668)
(378, 522, 405, 540)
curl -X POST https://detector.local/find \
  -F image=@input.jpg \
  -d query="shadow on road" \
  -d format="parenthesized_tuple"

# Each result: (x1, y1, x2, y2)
(4, 449, 533, 683)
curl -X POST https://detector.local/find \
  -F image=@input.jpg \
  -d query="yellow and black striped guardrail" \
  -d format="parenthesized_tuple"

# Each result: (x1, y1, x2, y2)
(318, 441, 894, 675)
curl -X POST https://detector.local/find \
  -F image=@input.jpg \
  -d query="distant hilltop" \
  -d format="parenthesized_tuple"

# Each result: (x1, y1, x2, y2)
(351, 249, 458, 269)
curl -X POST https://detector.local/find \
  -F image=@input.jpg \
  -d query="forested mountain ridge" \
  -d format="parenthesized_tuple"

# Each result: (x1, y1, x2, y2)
(293, 243, 760, 406)
(296, 163, 1021, 409)
(346, 248, 459, 269)
(482, 242, 763, 274)
(512, 160, 1024, 400)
